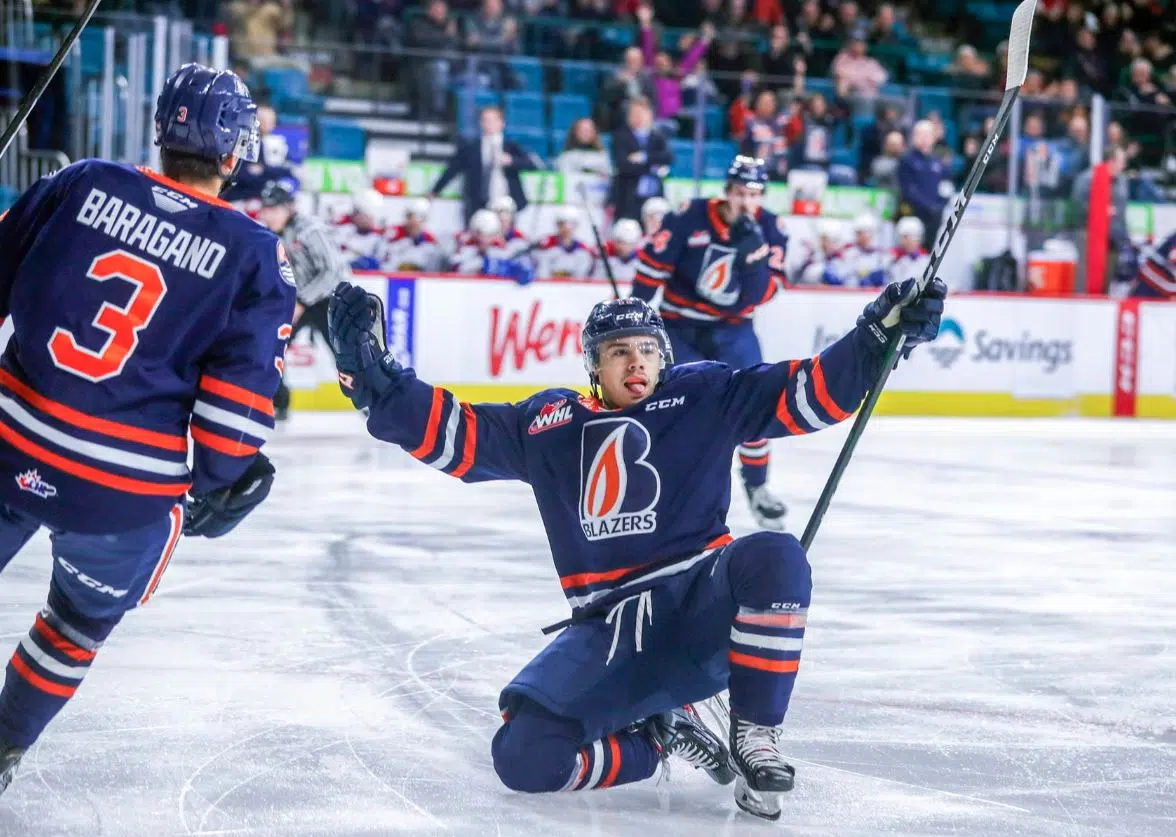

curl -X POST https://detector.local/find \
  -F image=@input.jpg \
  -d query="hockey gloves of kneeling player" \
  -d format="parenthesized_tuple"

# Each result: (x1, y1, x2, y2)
(328, 281, 405, 411)
(856, 277, 947, 361)
(185, 452, 275, 538)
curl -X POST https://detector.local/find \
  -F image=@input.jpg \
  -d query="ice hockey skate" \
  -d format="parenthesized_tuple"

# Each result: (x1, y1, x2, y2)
(645, 705, 736, 785)
(0, 741, 24, 797)
(746, 484, 788, 531)
(729, 715, 796, 821)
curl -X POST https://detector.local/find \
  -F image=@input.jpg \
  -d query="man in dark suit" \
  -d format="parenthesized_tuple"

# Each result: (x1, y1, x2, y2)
(609, 97, 673, 223)
(430, 106, 531, 224)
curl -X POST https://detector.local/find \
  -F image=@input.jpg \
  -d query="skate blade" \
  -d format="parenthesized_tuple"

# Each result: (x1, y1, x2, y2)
(734, 777, 783, 821)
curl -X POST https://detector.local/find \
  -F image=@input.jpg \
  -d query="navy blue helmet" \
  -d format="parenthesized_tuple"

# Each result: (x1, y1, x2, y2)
(581, 297, 674, 391)
(259, 178, 298, 208)
(726, 154, 768, 192)
(154, 63, 260, 179)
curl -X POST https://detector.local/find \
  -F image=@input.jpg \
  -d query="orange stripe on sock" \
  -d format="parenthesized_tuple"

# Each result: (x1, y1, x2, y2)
(33, 615, 96, 662)
(598, 735, 622, 788)
(735, 612, 807, 628)
(739, 454, 770, 466)
(10, 652, 78, 698)
(728, 650, 801, 674)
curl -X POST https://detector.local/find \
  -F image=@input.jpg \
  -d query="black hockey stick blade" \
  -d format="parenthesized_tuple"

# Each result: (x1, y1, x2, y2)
(0, 0, 105, 163)
(799, 0, 1037, 552)
(576, 181, 621, 299)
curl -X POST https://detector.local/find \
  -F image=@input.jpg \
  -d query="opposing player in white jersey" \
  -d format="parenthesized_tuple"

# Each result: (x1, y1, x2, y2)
(889, 216, 930, 285)
(795, 219, 846, 285)
(451, 209, 508, 274)
(641, 196, 671, 238)
(334, 188, 387, 269)
(829, 213, 888, 288)
(536, 206, 597, 279)
(384, 198, 443, 272)
(490, 195, 530, 259)
(598, 218, 643, 284)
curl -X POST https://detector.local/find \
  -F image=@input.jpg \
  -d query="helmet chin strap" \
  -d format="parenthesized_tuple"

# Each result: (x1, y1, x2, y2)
(217, 154, 244, 196)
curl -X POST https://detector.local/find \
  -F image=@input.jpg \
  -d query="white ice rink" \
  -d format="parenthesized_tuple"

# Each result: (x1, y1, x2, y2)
(0, 413, 1173, 837)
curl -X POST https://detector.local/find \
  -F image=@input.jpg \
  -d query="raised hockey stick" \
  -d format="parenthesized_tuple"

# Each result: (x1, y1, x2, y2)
(0, 0, 104, 162)
(576, 181, 621, 299)
(799, 0, 1037, 552)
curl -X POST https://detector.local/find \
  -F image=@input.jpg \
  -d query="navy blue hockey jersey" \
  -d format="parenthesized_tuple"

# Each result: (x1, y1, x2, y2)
(365, 329, 876, 615)
(0, 160, 296, 533)
(1133, 231, 1176, 299)
(633, 199, 789, 323)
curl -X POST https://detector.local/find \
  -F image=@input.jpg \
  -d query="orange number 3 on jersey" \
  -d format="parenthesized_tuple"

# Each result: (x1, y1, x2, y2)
(49, 250, 168, 383)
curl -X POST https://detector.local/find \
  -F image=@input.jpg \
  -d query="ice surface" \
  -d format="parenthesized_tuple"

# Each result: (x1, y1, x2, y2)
(1, 413, 1173, 837)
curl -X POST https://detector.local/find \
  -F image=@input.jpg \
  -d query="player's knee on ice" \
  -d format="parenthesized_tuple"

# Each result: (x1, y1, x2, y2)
(727, 531, 812, 608)
(492, 701, 583, 793)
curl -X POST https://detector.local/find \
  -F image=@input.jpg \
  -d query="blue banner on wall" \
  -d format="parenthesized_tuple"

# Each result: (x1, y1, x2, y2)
(386, 277, 416, 368)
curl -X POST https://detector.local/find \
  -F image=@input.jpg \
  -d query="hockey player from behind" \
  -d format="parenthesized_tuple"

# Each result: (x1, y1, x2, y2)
(333, 188, 387, 269)
(327, 278, 945, 819)
(598, 219, 644, 284)
(889, 216, 931, 286)
(632, 155, 791, 530)
(828, 213, 888, 288)
(0, 63, 294, 794)
(1131, 229, 1176, 299)
(383, 198, 443, 272)
(536, 206, 598, 279)
(256, 179, 351, 421)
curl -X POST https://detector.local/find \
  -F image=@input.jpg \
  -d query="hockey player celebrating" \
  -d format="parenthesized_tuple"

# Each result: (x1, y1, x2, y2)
(384, 198, 443, 272)
(536, 206, 598, 279)
(334, 188, 388, 269)
(641, 196, 671, 238)
(451, 209, 535, 284)
(889, 216, 931, 285)
(489, 195, 530, 259)
(598, 218, 644, 284)
(327, 275, 945, 820)
(0, 63, 294, 794)
(632, 156, 791, 530)
(829, 213, 888, 288)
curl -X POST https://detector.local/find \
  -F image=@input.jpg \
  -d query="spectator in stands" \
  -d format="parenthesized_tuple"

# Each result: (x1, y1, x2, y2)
(859, 101, 903, 182)
(1105, 120, 1143, 166)
(963, 115, 1010, 193)
(1055, 115, 1091, 193)
(898, 120, 950, 249)
(870, 4, 913, 48)
(1066, 28, 1109, 96)
(595, 46, 656, 133)
(407, 0, 460, 118)
(947, 45, 992, 91)
(743, 90, 791, 180)
(728, 71, 758, 139)
(227, 0, 294, 65)
(790, 92, 833, 171)
(1020, 112, 1063, 198)
(558, 118, 612, 177)
(757, 24, 808, 84)
(1143, 33, 1175, 78)
(831, 31, 888, 103)
(709, 36, 750, 102)
(1113, 30, 1145, 88)
(638, 4, 713, 129)
(1120, 58, 1172, 107)
(464, 0, 520, 90)
(835, 1, 862, 39)
(1071, 146, 1130, 292)
(430, 105, 532, 223)
(1163, 65, 1176, 99)
(869, 130, 905, 191)
(609, 96, 673, 222)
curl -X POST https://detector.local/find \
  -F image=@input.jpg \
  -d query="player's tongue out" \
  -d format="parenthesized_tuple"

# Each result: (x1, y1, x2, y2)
(625, 375, 648, 397)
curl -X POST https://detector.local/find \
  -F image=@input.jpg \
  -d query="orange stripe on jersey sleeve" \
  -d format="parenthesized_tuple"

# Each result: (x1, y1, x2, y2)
(0, 369, 187, 452)
(409, 388, 445, 459)
(199, 375, 276, 418)
(728, 651, 801, 674)
(449, 403, 478, 478)
(810, 356, 852, 421)
(632, 272, 662, 288)
(191, 425, 260, 457)
(774, 360, 806, 436)
(0, 418, 190, 496)
(637, 250, 672, 272)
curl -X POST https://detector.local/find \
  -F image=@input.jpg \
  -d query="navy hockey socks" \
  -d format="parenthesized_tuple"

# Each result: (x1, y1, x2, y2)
(737, 439, 770, 488)
(727, 605, 807, 726)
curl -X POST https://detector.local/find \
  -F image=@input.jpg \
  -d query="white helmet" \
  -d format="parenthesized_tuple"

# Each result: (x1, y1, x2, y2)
(612, 218, 642, 245)
(353, 188, 384, 220)
(261, 133, 289, 167)
(489, 195, 517, 215)
(641, 197, 670, 219)
(852, 213, 878, 233)
(470, 209, 501, 238)
(554, 205, 580, 226)
(896, 216, 925, 240)
(404, 198, 431, 220)
(816, 218, 841, 240)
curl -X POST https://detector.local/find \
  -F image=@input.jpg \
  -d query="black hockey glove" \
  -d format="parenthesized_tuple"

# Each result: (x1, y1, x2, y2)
(328, 282, 405, 411)
(729, 213, 766, 268)
(856, 277, 948, 360)
(185, 452, 275, 538)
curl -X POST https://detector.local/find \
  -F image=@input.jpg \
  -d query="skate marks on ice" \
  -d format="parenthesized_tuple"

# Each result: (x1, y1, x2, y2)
(0, 414, 1172, 835)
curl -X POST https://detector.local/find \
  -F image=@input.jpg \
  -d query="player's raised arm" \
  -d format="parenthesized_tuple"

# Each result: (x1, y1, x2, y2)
(722, 278, 947, 442)
(328, 282, 530, 484)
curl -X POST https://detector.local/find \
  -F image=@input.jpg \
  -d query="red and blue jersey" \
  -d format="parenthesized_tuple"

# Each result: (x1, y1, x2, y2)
(0, 160, 296, 533)
(364, 328, 876, 615)
(632, 198, 788, 323)
(1133, 231, 1176, 299)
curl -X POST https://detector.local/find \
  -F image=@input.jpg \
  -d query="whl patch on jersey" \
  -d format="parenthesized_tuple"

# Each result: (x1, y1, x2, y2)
(579, 418, 660, 541)
(528, 398, 573, 435)
(277, 242, 296, 286)
(15, 469, 56, 499)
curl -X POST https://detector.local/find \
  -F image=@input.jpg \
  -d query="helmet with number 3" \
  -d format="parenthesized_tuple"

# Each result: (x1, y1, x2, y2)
(154, 63, 260, 183)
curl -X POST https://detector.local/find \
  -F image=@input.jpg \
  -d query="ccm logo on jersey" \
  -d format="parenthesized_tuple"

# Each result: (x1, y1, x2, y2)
(528, 399, 574, 435)
(579, 418, 660, 541)
(688, 231, 711, 247)
(644, 396, 685, 412)
(56, 558, 129, 599)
